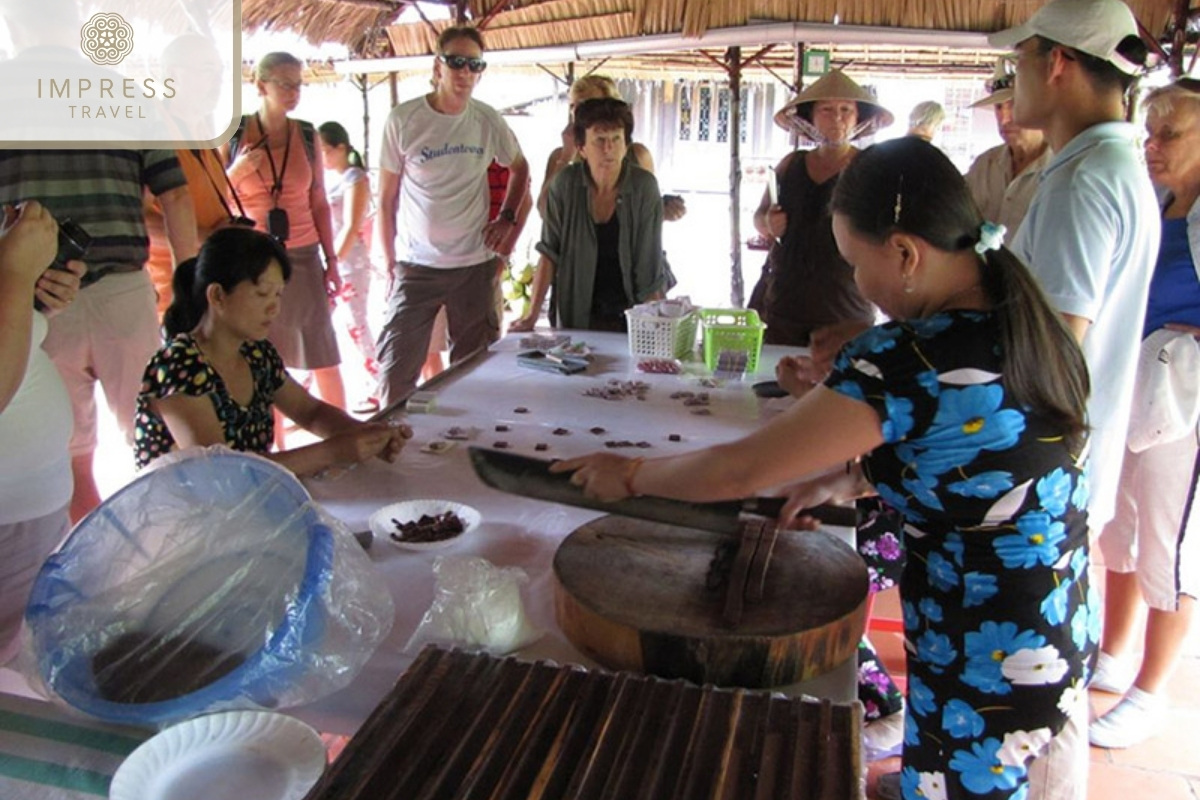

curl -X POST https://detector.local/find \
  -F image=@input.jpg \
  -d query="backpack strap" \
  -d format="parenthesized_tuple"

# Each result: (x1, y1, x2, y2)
(226, 114, 249, 167)
(297, 120, 316, 166)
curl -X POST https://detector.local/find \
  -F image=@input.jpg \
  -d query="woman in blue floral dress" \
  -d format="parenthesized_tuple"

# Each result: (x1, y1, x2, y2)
(556, 138, 1094, 799)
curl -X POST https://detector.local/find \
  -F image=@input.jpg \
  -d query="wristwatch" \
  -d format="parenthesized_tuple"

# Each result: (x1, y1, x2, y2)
(498, 207, 517, 225)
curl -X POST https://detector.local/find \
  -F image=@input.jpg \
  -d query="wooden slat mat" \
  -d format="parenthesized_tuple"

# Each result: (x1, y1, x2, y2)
(303, 646, 863, 800)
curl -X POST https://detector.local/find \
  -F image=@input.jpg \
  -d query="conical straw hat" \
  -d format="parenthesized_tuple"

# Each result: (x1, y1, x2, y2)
(773, 69, 894, 141)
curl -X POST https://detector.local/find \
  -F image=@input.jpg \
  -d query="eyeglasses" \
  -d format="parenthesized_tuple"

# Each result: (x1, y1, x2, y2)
(439, 54, 487, 73)
(267, 79, 304, 92)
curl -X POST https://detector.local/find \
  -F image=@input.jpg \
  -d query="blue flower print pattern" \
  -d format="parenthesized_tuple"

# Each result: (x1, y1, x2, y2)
(994, 511, 1067, 569)
(843, 325, 904, 358)
(963, 571, 999, 608)
(1071, 468, 1090, 511)
(919, 597, 945, 623)
(948, 470, 1015, 499)
(876, 482, 926, 523)
(904, 707, 920, 747)
(944, 533, 965, 567)
(943, 698, 986, 739)
(903, 476, 945, 512)
(1040, 579, 1072, 626)
(882, 393, 916, 442)
(908, 314, 956, 337)
(963, 622, 1046, 695)
(916, 630, 957, 674)
(900, 767, 922, 799)
(895, 385, 1027, 478)
(1070, 604, 1088, 651)
(926, 551, 960, 591)
(1036, 468, 1073, 517)
(916, 368, 939, 396)
(908, 675, 937, 716)
(1087, 585, 1102, 644)
(830, 379, 866, 403)
(902, 599, 920, 631)
(949, 738, 1024, 794)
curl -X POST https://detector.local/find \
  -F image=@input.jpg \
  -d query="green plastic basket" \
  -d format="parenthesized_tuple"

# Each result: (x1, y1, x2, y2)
(700, 309, 765, 373)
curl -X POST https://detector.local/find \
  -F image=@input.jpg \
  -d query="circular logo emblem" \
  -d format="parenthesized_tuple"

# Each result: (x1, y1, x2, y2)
(80, 12, 134, 66)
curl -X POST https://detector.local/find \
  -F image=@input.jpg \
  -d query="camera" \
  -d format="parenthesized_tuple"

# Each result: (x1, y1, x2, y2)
(52, 217, 92, 271)
(32, 215, 91, 311)
(267, 208, 289, 243)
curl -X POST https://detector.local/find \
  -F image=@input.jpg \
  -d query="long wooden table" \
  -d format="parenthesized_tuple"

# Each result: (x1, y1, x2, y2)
(294, 331, 858, 736)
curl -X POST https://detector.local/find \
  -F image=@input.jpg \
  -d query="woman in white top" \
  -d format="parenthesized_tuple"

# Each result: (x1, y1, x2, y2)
(318, 121, 378, 410)
(0, 202, 85, 663)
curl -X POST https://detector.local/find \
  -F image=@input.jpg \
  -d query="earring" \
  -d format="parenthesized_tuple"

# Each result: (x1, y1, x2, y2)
(902, 273, 914, 294)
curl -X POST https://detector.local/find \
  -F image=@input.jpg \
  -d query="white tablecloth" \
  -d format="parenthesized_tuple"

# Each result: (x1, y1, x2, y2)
(294, 331, 857, 735)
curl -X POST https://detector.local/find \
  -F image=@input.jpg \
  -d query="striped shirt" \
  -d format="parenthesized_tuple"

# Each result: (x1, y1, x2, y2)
(0, 150, 186, 276)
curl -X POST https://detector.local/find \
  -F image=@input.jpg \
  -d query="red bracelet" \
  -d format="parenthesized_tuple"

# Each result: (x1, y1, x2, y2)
(623, 457, 645, 497)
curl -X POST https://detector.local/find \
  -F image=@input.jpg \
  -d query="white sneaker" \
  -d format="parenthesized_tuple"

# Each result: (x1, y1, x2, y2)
(1089, 651, 1135, 694)
(1089, 688, 1164, 749)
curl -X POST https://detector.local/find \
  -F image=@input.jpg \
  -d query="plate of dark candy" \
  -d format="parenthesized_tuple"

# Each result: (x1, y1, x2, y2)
(369, 500, 481, 551)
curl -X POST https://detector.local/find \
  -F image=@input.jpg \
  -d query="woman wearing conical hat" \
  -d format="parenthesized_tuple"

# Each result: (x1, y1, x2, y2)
(751, 70, 905, 761)
(751, 69, 894, 356)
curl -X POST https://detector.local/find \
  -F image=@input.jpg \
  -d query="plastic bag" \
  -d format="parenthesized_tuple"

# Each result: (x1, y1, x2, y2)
(22, 447, 394, 727)
(405, 556, 542, 655)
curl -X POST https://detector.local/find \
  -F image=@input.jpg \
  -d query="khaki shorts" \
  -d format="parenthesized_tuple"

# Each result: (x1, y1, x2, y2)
(42, 271, 161, 456)
(1098, 430, 1200, 610)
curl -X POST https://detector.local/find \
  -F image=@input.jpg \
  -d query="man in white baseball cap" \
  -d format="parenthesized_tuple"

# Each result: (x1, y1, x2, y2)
(988, 0, 1159, 797)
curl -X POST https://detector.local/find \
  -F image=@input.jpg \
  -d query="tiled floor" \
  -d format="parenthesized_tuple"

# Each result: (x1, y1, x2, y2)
(864, 566, 1200, 800)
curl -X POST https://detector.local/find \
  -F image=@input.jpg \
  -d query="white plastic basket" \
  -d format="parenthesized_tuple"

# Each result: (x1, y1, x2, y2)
(624, 309, 698, 360)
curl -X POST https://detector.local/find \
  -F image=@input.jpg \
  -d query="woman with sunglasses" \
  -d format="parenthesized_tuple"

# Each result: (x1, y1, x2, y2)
(224, 52, 346, 430)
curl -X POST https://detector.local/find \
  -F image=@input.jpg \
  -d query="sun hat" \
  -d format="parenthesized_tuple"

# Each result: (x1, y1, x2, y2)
(774, 70, 894, 141)
(970, 58, 1015, 108)
(988, 0, 1144, 76)
(1126, 328, 1200, 453)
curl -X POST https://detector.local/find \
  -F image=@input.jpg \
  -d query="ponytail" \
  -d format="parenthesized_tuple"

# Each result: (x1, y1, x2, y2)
(982, 246, 1090, 451)
(832, 137, 1090, 451)
(163, 257, 204, 338)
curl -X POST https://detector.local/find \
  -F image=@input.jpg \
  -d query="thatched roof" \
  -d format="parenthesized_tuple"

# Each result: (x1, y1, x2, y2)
(240, 0, 1178, 67)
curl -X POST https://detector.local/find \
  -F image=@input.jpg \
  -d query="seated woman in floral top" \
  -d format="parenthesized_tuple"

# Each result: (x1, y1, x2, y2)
(134, 227, 410, 475)
(556, 138, 1094, 799)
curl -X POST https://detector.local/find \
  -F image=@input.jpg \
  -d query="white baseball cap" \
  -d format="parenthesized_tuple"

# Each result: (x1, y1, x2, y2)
(1126, 328, 1200, 454)
(988, 0, 1144, 76)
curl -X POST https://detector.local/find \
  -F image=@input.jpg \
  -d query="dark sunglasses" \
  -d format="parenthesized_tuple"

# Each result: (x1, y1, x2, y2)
(439, 54, 487, 73)
(987, 75, 1014, 93)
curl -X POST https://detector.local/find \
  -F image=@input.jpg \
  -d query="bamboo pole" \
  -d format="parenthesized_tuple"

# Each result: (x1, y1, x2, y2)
(728, 46, 743, 308)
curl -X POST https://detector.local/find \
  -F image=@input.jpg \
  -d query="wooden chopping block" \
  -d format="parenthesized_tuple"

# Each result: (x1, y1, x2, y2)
(554, 516, 869, 688)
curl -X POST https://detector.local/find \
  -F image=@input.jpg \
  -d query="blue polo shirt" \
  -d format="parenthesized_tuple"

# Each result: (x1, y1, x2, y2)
(1012, 121, 1160, 528)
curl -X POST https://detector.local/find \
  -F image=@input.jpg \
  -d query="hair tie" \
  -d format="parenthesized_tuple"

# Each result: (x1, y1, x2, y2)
(974, 221, 1007, 255)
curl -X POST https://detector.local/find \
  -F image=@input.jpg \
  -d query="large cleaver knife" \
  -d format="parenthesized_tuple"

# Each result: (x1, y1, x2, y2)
(468, 446, 857, 534)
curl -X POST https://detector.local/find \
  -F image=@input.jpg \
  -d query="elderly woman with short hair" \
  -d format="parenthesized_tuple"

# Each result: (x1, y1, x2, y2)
(1090, 79, 1200, 750)
(512, 98, 666, 332)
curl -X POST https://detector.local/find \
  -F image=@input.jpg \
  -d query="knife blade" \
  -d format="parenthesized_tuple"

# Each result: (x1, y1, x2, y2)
(468, 447, 857, 534)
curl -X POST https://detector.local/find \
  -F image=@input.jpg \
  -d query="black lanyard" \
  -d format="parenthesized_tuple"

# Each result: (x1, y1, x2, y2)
(255, 112, 291, 205)
(190, 149, 250, 223)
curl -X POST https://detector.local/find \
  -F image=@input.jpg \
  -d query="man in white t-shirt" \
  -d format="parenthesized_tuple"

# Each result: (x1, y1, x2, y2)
(375, 26, 529, 406)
